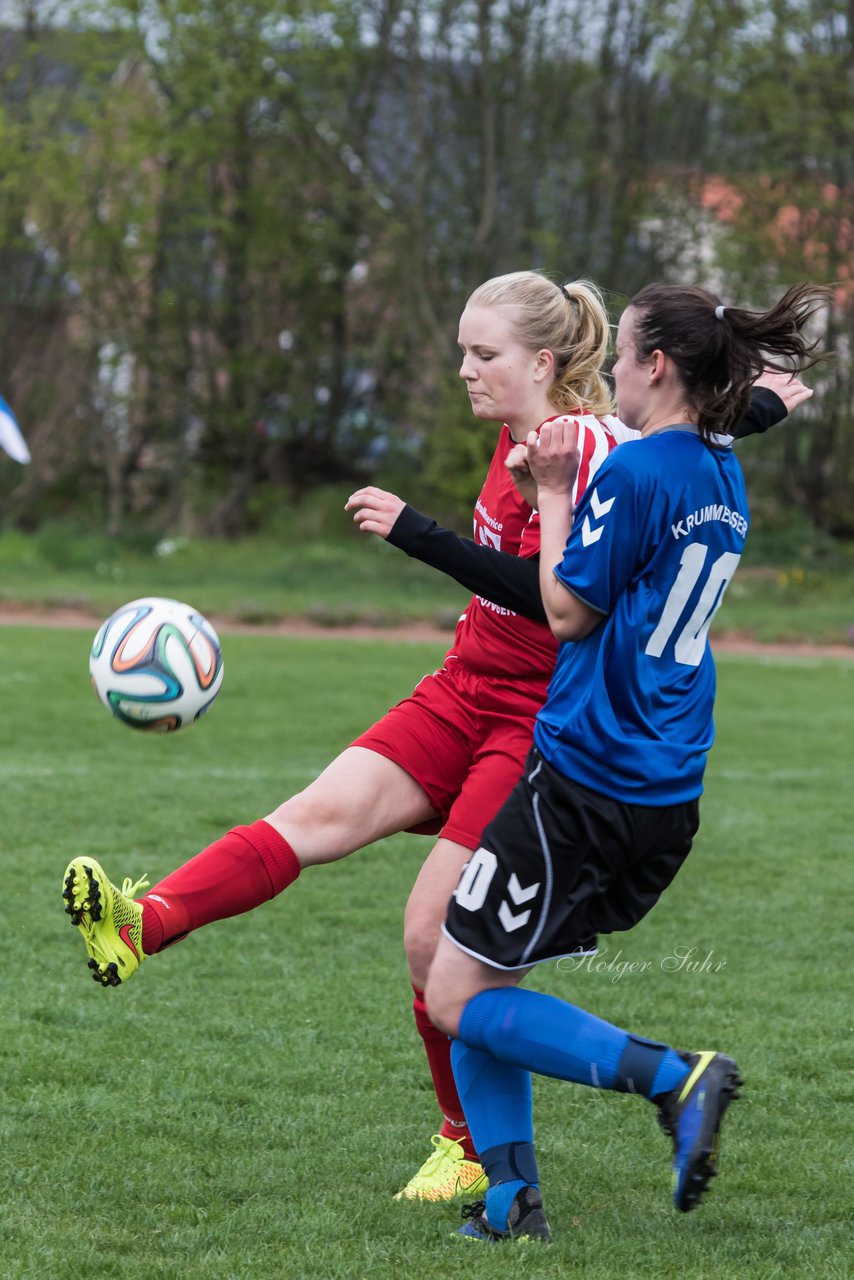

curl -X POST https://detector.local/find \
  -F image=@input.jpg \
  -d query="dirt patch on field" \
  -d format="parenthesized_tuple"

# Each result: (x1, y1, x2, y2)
(0, 605, 454, 646)
(1, 603, 853, 659)
(708, 633, 854, 660)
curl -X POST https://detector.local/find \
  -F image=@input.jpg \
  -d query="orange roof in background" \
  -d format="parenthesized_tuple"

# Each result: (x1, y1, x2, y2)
(699, 174, 852, 306)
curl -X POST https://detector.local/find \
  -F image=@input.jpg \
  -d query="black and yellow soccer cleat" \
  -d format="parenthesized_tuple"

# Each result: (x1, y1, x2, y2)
(656, 1049, 743, 1212)
(62, 858, 149, 987)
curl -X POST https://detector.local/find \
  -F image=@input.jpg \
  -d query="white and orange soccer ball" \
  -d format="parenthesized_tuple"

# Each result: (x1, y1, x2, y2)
(89, 597, 224, 732)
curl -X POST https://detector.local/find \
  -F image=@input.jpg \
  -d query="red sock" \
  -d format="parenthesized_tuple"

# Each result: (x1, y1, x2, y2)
(140, 820, 300, 954)
(412, 985, 478, 1162)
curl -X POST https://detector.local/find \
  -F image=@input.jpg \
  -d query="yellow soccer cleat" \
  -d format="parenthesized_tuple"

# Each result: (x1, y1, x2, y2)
(394, 1135, 488, 1202)
(62, 857, 150, 987)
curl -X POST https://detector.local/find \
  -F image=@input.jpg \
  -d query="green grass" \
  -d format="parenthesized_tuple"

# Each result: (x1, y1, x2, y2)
(0, 522, 469, 630)
(0, 517, 852, 643)
(1, 628, 851, 1278)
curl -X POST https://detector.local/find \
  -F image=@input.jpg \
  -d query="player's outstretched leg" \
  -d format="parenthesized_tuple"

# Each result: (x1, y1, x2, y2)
(457, 1186, 551, 1243)
(438, 982, 744, 1220)
(397, 984, 486, 1201)
(655, 1050, 743, 1212)
(62, 858, 149, 987)
(395, 1135, 487, 1203)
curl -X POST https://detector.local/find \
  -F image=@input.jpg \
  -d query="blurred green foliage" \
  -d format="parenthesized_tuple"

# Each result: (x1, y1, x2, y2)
(0, 0, 851, 536)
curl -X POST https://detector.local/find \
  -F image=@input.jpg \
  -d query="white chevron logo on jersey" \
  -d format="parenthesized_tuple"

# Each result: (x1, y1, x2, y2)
(581, 517, 603, 545)
(590, 488, 615, 519)
(581, 487, 616, 545)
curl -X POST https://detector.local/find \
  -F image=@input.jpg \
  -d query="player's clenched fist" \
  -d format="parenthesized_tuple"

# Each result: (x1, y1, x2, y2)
(345, 486, 406, 538)
(526, 417, 580, 495)
(505, 441, 537, 507)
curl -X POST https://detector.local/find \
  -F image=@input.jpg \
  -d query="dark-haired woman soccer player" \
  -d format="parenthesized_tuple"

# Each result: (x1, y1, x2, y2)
(421, 282, 830, 1240)
(62, 272, 805, 1206)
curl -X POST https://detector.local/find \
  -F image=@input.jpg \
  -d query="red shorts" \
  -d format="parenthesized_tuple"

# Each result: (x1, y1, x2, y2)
(351, 655, 549, 851)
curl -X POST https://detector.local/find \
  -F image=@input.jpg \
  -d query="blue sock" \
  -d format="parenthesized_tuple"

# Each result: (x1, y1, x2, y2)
(451, 1040, 537, 1231)
(650, 1051, 691, 1098)
(459, 987, 630, 1089)
(450, 1039, 533, 1152)
(484, 1179, 528, 1232)
(459, 988, 686, 1099)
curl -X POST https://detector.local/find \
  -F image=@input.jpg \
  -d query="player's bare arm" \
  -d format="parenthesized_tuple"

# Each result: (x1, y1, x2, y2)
(345, 485, 406, 537)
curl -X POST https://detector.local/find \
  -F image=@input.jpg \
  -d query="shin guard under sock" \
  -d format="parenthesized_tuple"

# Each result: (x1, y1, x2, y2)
(450, 1039, 534, 1154)
(459, 987, 688, 1100)
(140, 819, 300, 953)
(459, 987, 629, 1089)
(451, 1039, 536, 1229)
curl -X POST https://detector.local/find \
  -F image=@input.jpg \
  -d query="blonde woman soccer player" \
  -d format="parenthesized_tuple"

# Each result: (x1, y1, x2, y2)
(62, 271, 803, 1204)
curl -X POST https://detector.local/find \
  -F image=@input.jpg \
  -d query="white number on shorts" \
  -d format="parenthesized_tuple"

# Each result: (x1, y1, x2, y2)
(453, 848, 498, 912)
(645, 543, 742, 667)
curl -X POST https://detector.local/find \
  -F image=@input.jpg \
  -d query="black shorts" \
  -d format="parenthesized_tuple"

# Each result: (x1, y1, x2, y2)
(443, 747, 700, 970)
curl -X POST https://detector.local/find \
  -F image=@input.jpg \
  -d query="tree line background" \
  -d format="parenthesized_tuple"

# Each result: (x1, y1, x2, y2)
(0, 0, 851, 540)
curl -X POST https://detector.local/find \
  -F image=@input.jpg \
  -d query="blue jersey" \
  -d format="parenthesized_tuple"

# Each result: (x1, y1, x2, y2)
(533, 427, 749, 804)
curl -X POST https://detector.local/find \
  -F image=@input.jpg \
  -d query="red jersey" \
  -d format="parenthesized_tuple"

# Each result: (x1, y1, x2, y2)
(451, 414, 631, 679)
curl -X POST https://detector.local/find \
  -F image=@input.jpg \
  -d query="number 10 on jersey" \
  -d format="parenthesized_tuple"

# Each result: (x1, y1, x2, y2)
(645, 543, 742, 667)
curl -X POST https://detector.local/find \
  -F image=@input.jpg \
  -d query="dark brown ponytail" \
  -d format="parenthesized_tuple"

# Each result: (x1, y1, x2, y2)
(628, 282, 832, 442)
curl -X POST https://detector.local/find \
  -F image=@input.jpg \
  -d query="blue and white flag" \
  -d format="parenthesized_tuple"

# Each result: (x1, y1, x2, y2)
(0, 396, 30, 464)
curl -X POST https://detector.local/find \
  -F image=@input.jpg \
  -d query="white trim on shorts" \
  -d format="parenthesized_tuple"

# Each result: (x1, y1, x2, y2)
(439, 921, 599, 972)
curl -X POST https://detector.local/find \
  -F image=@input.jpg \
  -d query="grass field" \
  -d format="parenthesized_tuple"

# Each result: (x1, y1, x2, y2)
(1, 626, 851, 1279)
(0, 515, 852, 644)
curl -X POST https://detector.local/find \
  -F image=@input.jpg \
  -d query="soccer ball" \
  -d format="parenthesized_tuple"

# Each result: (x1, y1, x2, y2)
(90, 596, 224, 732)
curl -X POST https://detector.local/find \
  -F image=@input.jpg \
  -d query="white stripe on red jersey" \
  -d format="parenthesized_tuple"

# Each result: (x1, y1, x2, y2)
(452, 413, 628, 680)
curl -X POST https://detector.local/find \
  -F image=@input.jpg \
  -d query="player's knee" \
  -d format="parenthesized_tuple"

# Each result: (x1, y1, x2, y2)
(403, 910, 441, 988)
(424, 975, 461, 1038)
(267, 791, 310, 838)
(265, 787, 351, 862)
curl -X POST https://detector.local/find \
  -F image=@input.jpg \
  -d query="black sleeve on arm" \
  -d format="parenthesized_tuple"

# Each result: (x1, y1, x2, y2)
(386, 504, 547, 623)
(732, 387, 787, 440)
